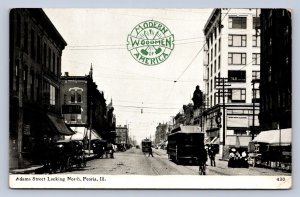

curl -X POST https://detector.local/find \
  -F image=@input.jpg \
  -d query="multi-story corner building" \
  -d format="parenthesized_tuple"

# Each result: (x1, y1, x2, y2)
(259, 9, 292, 130)
(202, 9, 261, 158)
(9, 9, 73, 169)
(61, 67, 115, 141)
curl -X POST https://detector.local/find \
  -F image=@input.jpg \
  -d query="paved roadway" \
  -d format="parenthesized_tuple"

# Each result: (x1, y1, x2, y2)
(61, 147, 291, 176)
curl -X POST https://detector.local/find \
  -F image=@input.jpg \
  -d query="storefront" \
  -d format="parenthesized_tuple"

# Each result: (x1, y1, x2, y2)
(250, 128, 292, 171)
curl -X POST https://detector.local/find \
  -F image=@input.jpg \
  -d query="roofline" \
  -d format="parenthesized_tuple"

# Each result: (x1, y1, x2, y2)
(203, 9, 220, 35)
(27, 8, 67, 48)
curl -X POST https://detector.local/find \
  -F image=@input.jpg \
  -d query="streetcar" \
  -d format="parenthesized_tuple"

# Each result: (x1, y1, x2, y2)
(167, 126, 204, 164)
(141, 139, 152, 153)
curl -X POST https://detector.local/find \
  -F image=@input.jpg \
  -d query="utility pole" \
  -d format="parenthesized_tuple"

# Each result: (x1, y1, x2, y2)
(88, 101, 93, 156)
(215, 77, 231, 158)
(251, 79, 259, 139)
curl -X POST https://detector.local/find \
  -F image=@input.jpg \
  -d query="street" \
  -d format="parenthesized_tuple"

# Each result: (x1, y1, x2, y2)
(61, 148, 291, 176)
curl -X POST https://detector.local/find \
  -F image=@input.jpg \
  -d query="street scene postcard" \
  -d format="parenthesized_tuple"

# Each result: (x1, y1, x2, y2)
(9, 8, 292, 189)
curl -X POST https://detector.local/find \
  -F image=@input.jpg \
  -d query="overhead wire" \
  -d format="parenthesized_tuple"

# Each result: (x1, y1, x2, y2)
(174, 8, 231, 83)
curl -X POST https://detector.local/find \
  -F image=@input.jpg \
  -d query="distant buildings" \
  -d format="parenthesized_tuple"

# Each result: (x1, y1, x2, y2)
(201, 9, 261, 158)
(115, 125, 128, 145)
(9, 9, 72, 168)
(154, 123, 168, 145)
(259, 9, 292, 130)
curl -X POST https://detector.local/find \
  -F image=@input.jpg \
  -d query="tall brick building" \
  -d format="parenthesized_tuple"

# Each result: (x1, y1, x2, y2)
(259, 9, 292, 130)
(9, 9, 73, 169)
(61, 67, 116, 141)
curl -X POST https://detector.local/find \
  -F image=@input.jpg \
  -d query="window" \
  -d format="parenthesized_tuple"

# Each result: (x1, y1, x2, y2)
(48, 48, 51, 71)
(77, 114, 82, 122)
(50, 85, 55, 105)
(228, 70, 246, 82)
(31, 29, 35, 60)
(16, 14, 21, 47)
(218, 55, 221, 69)
(210, 64, 212, 76)
(14, 59, 19, 91)
(70, 114, 76, 122)
(214, 43, 217, 57)
(208, 67, 210, 80)
(252, 35, 260, 47)
(229, 17, 247, 29)
(218, 38, 221, 52)
(253, 89, 260, 99)
(211, 49, 213, 61)
(229, 89, 246, 103)
(207, 39, 210, 49)
(252, 71, 260, 80)
(253, 17, 260, 29)
(228, 35, 246, 47)
(206, 82, 209, 95)
(53, 52, 56, 74)
(252, 53, 260, 65)
(210, 79, 213, 92)
(43, 43, 47, 67)
(77, 91, 82, 103)
(228, 53, 246, 65)
(23, 67, 28, 96)
(70, 90, 75, 103)
(30, 70, 34, 100)
(70, 89, 83, 103)
(36, 76, 40, 101)
(214, 27, 217, 39)
(214, 60, 216, 73)
(56, 57, 60, 76)
(24, 22, 28, 53)
(37, 36, 41, 63)
(207, 53, 210, 65)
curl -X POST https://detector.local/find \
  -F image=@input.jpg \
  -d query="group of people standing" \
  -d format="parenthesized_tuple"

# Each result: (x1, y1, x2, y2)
(228, 148, 249, 168)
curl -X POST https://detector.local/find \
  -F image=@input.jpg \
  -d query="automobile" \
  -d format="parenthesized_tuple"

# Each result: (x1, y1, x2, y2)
(135, 145, 140, 149)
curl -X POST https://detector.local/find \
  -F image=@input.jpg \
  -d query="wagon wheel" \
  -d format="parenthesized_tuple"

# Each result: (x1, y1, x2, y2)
(175, 145, 179, 163)
(81, 158, 87, 168)
(66, 157, 72, 171)
(57, 161, 64, 173)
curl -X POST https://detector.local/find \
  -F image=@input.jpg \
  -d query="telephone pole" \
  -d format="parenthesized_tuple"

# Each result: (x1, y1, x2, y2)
(215, 77, 231, 158)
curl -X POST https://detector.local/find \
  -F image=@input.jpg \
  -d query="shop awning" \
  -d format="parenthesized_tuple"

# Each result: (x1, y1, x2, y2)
(67, 127, 102, 140)
(227, 136, 252, 147)
(47, 114, 74, 135)
(178, 125, 202, 133)
(252, 128, 292, 146)
(210, 137, 220, 145)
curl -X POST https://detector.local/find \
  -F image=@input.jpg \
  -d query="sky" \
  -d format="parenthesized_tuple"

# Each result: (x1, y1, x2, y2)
(44, 8, 213, 144)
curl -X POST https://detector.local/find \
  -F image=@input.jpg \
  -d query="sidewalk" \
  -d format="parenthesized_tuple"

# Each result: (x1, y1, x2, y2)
(10, 165, 44, 174)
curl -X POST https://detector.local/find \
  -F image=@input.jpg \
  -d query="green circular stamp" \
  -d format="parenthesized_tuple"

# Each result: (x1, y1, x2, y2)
(127, 20, 174, 66)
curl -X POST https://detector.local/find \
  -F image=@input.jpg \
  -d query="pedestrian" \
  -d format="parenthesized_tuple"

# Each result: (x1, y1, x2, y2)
(235, 151, 241, 168)
(198, 147, 208, 175)
(208, 147, 216, 167)
(148, 147, 154, 157)
(228, 148, 236, 168)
